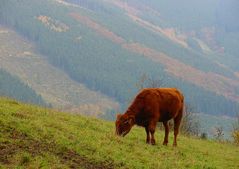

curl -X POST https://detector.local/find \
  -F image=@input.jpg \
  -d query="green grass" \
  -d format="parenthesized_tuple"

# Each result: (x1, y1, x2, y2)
(0, 97, 238, 169)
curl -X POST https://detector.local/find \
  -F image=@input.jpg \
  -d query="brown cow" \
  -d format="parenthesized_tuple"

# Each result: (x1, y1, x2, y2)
(115, 88, 184, 146)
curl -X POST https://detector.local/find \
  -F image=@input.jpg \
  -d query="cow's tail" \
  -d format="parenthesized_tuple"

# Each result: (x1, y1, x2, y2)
(181, 93, 184, 116)
(175, 92, 184, 126)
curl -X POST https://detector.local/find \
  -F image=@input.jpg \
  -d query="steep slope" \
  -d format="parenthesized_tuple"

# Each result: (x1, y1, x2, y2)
(0, 98, 238, 169)
(0, 26, 119, 115)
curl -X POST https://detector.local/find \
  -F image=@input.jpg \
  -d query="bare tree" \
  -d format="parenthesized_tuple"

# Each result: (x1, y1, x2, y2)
(180, 104, 201, 136)
(213, 126, 224, 141)
(135, 74, 164, 90)
(232, 113, 239, 145)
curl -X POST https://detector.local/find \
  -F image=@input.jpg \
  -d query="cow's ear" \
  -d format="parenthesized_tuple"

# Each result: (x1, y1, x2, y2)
(128, 116, 135, 125)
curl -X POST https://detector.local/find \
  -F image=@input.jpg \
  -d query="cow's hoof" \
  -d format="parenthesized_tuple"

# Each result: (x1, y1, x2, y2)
(163, 142, 168, 146)
(151, 140, 156, 145)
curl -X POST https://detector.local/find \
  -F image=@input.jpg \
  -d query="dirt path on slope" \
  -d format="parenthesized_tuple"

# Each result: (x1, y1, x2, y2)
(0, 127, 116, 169)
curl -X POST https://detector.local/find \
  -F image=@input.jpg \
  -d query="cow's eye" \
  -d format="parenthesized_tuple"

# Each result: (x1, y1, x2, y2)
(124, 120, 129, 124)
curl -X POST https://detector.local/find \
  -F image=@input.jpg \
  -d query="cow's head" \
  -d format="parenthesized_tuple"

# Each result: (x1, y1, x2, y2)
(115, 114, 135, 137)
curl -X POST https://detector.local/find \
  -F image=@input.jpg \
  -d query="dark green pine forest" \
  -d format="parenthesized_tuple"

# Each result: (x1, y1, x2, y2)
(0, 69, 47, 106)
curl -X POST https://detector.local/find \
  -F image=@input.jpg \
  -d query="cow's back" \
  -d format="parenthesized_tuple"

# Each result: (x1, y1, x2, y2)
(135, 88, 184, 123)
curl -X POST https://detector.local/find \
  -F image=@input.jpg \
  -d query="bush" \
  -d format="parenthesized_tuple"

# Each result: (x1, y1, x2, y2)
(200, 132, 208, 140)
(232, 131, 239, 145)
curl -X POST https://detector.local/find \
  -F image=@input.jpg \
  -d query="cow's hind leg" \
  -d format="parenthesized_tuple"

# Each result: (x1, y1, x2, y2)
(163, 121, 169, 146)
(145, 127, 150, 144)
(173, 112, 183, 147)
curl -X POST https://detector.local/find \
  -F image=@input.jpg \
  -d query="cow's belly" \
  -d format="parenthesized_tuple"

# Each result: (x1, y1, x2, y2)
(158, 112, 176, 122)
(135, 115, 150, 127)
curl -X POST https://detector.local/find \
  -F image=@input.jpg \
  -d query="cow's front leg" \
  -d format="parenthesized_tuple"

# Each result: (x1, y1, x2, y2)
(145, 127, 150, 144)
(149, 121, 157, 145)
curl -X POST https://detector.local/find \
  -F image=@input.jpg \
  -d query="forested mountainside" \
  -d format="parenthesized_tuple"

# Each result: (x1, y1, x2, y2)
(126, 0, 239, 63)
(0, 25, 118, 115)
(0, 69, 47, 106)
(0, 0, 238, 116)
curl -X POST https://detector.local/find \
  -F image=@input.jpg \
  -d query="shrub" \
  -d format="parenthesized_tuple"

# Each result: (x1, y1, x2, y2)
(200, 132, 208, 140)
(232, 131, 239, 145)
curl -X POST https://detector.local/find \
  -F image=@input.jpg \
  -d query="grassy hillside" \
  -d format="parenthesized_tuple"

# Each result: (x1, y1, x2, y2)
(1, 98, 238, 169)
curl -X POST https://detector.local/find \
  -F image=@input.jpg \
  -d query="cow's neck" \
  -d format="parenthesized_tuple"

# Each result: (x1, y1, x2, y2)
(125, 104, 138, 116)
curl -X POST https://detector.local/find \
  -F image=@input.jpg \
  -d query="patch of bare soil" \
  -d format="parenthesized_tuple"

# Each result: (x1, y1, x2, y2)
(70, 13, 125, 45)
(0, 126, 115, 169)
